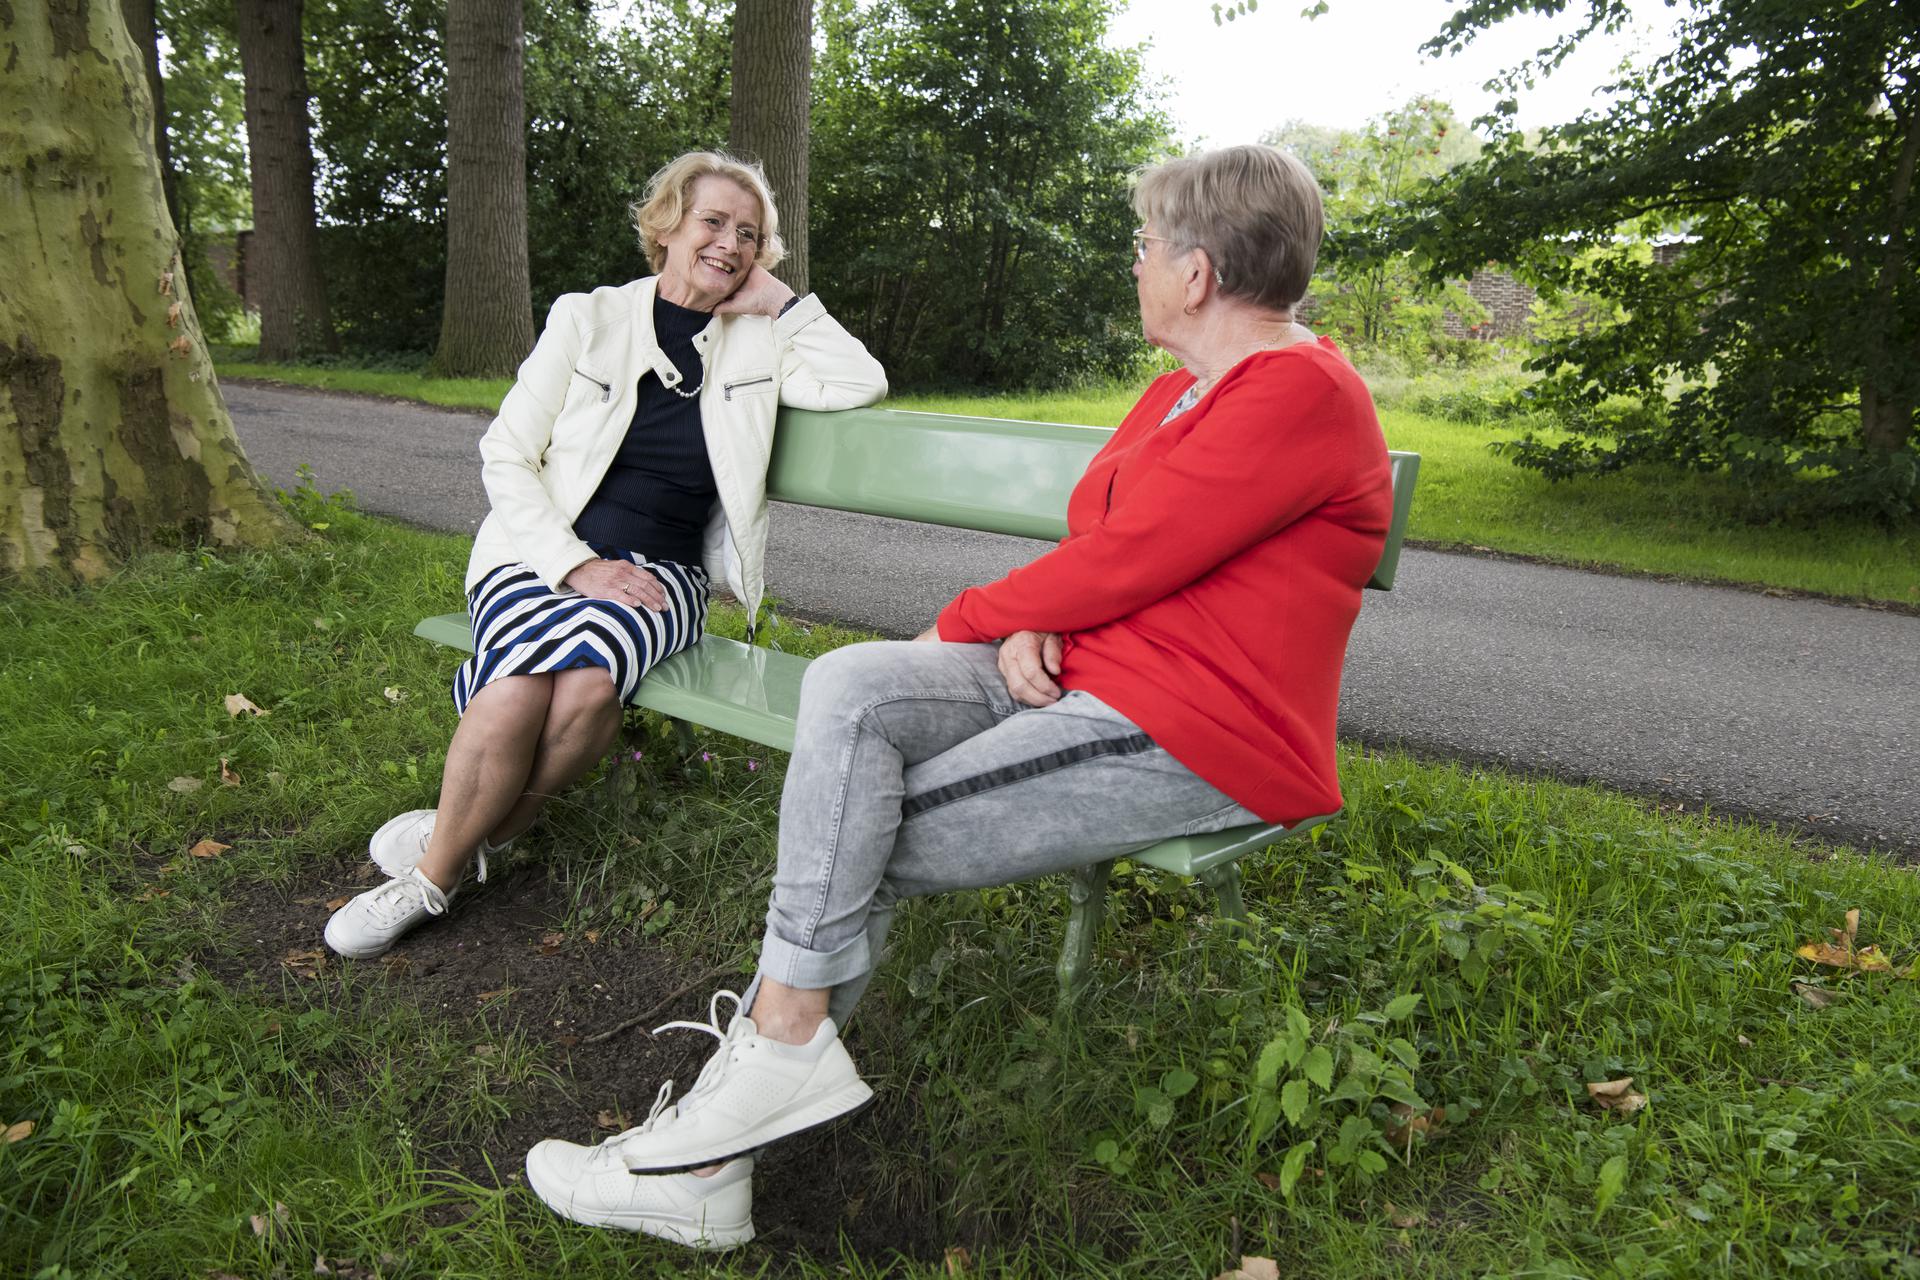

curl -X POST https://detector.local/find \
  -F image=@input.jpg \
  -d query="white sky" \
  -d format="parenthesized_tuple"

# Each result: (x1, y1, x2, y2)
(1106, 0, 1684, 142)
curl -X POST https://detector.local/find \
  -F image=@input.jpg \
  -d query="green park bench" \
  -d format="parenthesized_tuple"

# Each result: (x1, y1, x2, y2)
(416, 406, 1420, 1001)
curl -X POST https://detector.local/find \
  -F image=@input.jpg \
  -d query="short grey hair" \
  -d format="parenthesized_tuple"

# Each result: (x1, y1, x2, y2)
(1132, 145, 1324, 313)
(630, 151, 786, 274)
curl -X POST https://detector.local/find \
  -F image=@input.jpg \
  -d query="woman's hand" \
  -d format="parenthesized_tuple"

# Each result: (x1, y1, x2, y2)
(998, 630, 1064, 707)
(712, 264, 798, 318)
(565, 558, 669, 611)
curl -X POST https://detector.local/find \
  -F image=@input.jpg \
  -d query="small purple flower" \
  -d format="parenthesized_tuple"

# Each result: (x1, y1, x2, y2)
(747, 759, 760, 772)
(631, 750, 645, 762)
(700, 751, 712, 762)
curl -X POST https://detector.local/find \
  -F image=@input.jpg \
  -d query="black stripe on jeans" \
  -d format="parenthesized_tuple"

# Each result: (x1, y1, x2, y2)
(900, 732, 1159, 822)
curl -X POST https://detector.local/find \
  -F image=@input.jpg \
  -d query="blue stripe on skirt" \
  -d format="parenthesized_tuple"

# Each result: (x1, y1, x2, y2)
(451, 551, 710, 716)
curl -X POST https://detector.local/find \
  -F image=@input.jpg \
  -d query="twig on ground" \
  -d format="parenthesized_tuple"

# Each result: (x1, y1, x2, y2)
(580, 962, 737, 1045)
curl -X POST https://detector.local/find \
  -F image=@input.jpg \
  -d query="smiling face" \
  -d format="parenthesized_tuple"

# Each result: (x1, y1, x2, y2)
(655, 175, 765, 311)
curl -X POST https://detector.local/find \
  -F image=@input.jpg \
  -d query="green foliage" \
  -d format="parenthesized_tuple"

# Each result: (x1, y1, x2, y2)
(156, 0, 251, 339)
(1273, 97, 1490, 366)
(810, 0, 1171, 389)
(5, 507, 1920, 1274)
(1401, 0, 1920, 518)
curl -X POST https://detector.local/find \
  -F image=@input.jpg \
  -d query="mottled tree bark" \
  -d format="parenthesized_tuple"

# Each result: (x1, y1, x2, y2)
(0, 0, 290, 580)
(234, 0, 337, 358)
(729, 0, 812, 293)
(433, 0, 535, 377)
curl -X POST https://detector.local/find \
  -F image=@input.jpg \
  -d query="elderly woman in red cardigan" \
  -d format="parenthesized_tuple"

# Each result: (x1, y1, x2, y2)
(524, 144, 1394, 1249)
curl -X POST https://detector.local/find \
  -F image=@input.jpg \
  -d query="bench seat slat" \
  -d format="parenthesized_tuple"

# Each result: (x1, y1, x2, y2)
(413, 612, 1325, 872)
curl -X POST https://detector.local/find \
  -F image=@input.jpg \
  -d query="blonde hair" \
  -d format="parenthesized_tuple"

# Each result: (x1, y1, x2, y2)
(1132, 145, 1323, 312)
(630, 151, 786, 274)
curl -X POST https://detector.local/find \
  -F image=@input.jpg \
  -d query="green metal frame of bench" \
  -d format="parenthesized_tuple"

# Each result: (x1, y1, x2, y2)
(415, 406, 1420, 1001)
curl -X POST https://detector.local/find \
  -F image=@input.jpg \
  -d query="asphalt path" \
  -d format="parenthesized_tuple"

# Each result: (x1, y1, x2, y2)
(225, 380, 1920, 858)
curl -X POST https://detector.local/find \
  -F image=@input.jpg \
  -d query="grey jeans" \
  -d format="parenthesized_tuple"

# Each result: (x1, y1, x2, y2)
(751, 640, 1258, 1022)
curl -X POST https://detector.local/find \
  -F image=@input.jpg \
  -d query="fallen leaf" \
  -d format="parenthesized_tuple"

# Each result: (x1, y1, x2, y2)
(325, 895, 351, 911)
(1254, 1171, 1281, 1191)
(381, 955, 410, 976)
(1213, 1258, 1281, 1280)
(595, 1108, 629, 1131)
(539, 931, 565, 955)
(1384, 1200, 1426, 1229)
(134, 887, 170, 902)
(1796, 940, 1894, 973)
(554, 1034, 581, 1048)
(189, 839, 230, 859)
(382, 686, 409, 704)
(280, 948, 326, 979)
(1586, 1077, 1648, 1115)
(168, 776, 203, 793)
(248, 1201, 290, 1237)
(1793, 982, 1838, 1009)
(583, 929, 601, 944)
(219, 758, 242, 787)
(4, 1120, 33, 1143)
(224, 693, 268, 718)
(313, 1255, 331, 1276)
(471, 1043, 498, 1058)
(476, 988, 511, 1004)
(1736, 1034, 1753, 1048)
(1383, 1101, 1445, 1146)
(944, 1245, 972, 1274)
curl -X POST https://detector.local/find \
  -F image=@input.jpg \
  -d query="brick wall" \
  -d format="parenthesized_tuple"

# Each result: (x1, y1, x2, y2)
(1443, 267, 1536, 340)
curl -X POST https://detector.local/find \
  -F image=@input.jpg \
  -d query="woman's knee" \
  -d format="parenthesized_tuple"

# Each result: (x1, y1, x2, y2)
(547, 668, 622, 736)
(800, 641, 920, 717)
(464, 673, 554, 727)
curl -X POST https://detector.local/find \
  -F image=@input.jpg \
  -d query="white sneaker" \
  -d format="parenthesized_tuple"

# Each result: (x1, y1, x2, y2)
(524, 1138, 754, 1249)
(323, 867, 453, 959)
(612, 990, 873, 1174)
(369, 809, 511, 882)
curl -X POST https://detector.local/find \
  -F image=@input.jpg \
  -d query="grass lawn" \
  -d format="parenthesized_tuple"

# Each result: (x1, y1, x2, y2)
(211, 356, 1920, 607)
(6, 490, 1920, 1277)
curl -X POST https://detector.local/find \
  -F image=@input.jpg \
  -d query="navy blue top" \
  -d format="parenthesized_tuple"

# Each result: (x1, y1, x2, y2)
(571, 294, 719, 568)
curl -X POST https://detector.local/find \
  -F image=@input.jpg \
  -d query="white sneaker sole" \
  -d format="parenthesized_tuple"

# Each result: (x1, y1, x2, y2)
(525, 1163, 754, 1249)
(620, 1078, 875, 1174)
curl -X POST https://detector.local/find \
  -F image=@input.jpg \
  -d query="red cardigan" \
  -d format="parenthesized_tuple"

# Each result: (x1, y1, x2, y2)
(935, 339, 1392, 823)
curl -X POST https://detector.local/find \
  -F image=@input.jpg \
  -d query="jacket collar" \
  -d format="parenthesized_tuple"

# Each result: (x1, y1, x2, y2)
(628, 275, 723, 396)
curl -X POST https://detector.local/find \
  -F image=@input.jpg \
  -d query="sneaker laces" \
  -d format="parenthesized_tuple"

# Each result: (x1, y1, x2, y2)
(412, 813, 496, 884)
(608, 990, 753, 1144)
(364, 867, 452, 925)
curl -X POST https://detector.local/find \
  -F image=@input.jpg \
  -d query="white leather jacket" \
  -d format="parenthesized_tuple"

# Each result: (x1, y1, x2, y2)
(465, 276, 887, 630)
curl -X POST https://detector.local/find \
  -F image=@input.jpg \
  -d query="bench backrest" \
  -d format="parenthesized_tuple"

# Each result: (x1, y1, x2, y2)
(768, 407, 1420, 591)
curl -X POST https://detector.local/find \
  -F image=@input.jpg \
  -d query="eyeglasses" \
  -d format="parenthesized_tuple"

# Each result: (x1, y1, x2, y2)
(1132, 227, 1175, 263)
(693, 209, 761, 249)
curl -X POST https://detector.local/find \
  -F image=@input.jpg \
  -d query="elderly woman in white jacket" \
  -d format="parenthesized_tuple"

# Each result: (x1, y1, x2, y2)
(325, 151, 887, 960)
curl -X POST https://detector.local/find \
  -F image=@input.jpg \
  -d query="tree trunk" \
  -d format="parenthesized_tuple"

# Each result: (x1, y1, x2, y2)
(0, 0, 291, 580)
(729, 0, 812, 294)
(433, 0, 535, 377)
(1859, 382, 1913, 456)
(234, 0, 337, 359)
(119, 0, 178, 230)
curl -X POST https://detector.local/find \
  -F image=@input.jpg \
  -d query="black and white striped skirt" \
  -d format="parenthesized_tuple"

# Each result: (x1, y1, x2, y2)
(451, 551, 710, 715)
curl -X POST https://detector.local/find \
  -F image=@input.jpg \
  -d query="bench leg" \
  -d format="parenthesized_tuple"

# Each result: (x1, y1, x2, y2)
(1056, 858, 1115, 1005)
(1200, 860, 1247, 926)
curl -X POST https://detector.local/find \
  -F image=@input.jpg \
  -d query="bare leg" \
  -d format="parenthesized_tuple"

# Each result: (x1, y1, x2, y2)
(746, 976, 830, 1046)
(415, 674, 553, 891)
(485, 667, 624, 846)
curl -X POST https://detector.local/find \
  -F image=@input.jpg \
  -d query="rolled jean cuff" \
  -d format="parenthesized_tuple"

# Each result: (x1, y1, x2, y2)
(757, 926, 872, 993)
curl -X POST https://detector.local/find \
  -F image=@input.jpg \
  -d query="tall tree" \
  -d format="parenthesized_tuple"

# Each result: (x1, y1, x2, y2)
(121, 0, 181, 229)
(234, 0, 337, 358)
(433, 0, 535, 376)
(0, 0, 289, 580)
(1398, 0, 1919, 517)
(729, 0, 813, 293)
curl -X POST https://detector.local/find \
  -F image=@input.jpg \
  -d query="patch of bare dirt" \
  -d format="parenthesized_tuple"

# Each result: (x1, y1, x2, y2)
(203, 855, 940, 1266)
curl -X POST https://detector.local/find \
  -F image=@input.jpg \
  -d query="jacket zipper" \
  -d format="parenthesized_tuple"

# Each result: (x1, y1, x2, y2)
(575, 370, 611, 402)
(723, 375, 774, 401)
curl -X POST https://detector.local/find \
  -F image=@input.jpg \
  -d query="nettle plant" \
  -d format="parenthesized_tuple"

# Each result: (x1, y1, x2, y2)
(1245, 995, 1434, 1194)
